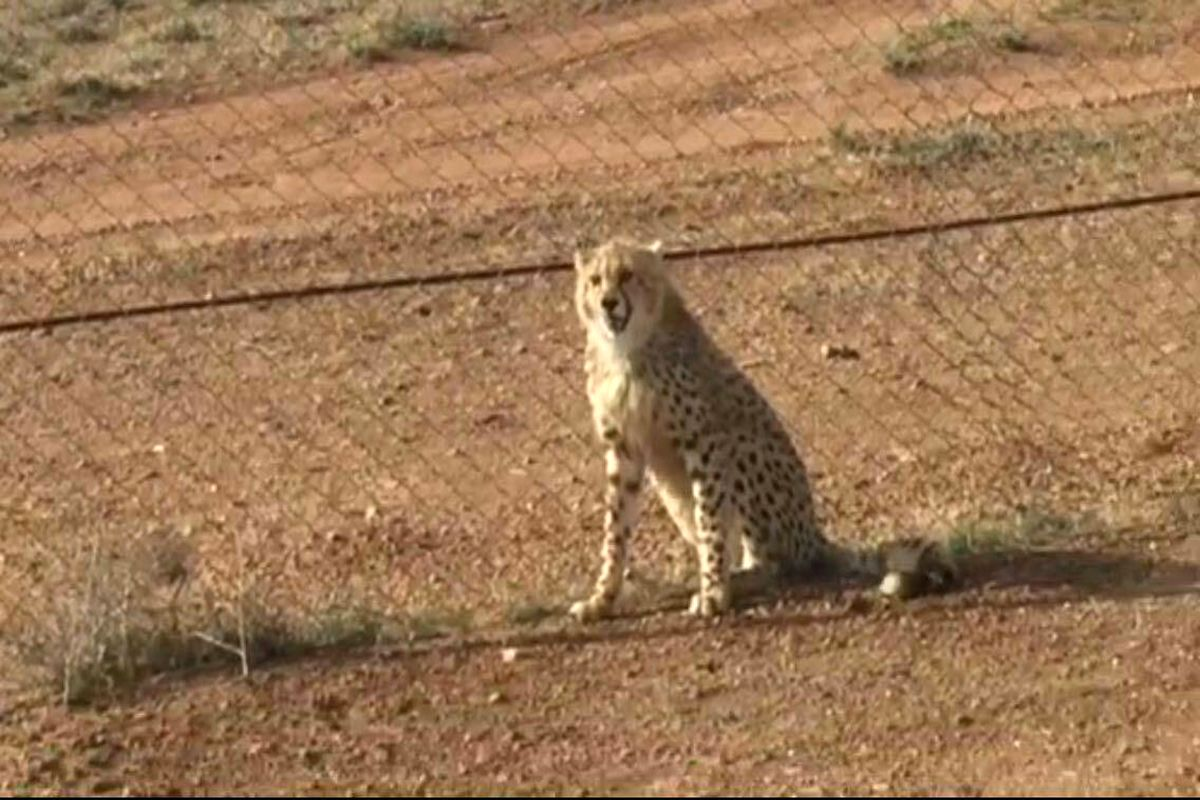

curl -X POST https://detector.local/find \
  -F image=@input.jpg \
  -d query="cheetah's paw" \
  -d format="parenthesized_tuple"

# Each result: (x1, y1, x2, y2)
(568, 597, 612, 623)
(687, 588, 730, 618)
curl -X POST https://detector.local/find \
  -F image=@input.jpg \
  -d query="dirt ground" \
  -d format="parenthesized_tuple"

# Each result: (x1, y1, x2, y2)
(2, 0, 1200, 794)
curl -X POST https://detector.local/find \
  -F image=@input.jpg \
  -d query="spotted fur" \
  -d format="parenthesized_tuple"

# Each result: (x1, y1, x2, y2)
(568, 237, 956, 621)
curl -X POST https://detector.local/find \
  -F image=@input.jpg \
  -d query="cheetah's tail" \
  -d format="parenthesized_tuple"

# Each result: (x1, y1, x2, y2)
(821, 535, 960, 600)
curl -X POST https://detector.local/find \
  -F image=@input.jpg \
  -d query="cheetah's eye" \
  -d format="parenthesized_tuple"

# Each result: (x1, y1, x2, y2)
(589, 275, 601, 287)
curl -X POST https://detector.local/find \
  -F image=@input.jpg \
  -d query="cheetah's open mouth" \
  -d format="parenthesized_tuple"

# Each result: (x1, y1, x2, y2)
(605, 306, 630, 334)
(601, 290, 632, 334)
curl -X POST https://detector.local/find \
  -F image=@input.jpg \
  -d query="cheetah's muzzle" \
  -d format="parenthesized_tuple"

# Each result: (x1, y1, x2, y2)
(602, 297, 630, 334)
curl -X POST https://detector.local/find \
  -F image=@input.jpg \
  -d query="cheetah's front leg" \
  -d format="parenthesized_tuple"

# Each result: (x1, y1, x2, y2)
(569, 443, 645, 622)
(685, 453, 731, 618)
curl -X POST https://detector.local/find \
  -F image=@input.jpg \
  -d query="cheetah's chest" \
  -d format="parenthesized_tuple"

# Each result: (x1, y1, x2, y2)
(587, 361, 655, 443)
(587, 356, 691, 499)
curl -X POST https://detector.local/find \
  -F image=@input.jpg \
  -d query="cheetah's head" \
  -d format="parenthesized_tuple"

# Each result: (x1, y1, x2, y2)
(574, 238, 668, 350)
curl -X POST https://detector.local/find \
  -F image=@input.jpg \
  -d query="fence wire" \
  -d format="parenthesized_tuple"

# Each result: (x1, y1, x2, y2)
(1, 0, 1199, 700)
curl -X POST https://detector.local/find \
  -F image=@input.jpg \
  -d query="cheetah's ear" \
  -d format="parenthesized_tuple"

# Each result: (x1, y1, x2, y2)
(572, 235, 597, 272)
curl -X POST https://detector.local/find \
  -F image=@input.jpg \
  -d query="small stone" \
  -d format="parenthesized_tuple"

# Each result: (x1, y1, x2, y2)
(86, 744, 116, 767)
(844, 594, 873, 614)
(88, 778, 124, 795)
(500, 648, 519, 663)
(821, 343, 861, 361)
(879, 571, 905, 597)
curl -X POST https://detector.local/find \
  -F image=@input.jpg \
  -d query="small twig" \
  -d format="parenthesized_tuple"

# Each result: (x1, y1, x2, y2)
(739, 357, 771, 370)
(236, 614, 249, 677)
(190, 630, 248, 671)
(231, 528, 251, 678)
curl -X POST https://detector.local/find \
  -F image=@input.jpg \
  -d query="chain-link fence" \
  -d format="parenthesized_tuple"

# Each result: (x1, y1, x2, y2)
(1, 0, 1199, 702)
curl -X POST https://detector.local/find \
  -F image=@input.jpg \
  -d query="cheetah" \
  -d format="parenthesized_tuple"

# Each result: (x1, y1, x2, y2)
(568, 237, 957, 621)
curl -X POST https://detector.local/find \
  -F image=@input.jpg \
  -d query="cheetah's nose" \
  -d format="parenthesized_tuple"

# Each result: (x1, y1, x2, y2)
(601, 297, 619, 313)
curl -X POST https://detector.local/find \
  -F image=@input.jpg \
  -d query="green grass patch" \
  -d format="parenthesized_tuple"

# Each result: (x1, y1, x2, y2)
(0, 0, 482, 133)
(994, 24, 1035, 52)
(832, 119, 999, 170)
(883, 14, 1039, 75)
(1043, 0, 1148, 22)
(53, 72, 141, 119)
(831, 117, 1117, 173)
(155, 16, 209, 43)
(945, 507, 1082, 559)
(884, 16, 975, 74)
(55, 18, 110, 44)
(345, 11, 459, 62)
(0, 55, 33, 88)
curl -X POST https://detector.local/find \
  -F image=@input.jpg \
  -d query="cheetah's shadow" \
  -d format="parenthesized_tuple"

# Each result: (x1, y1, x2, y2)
(354, 541, 1200, 670)
(617, 539, 1200, 618)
